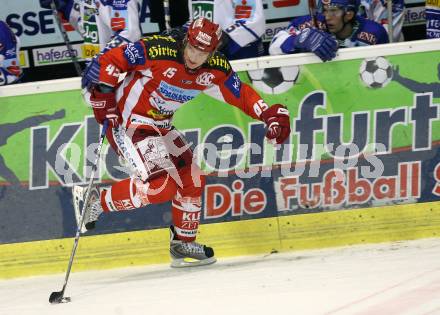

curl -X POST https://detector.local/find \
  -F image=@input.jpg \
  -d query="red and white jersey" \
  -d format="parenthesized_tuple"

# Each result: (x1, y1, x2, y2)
(96, 35, 267, 130)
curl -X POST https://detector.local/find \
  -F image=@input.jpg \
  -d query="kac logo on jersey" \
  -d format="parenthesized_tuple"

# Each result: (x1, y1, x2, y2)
(196, 72, 215, 86)
(123, 42, 145, 65)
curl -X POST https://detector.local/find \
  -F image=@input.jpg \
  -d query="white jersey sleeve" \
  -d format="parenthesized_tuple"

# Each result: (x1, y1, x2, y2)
(113, 0, 142, 42)
(269, 28, 293, 55)
(188, 0, 265, 48)
(95, 0, 142, 49)
(216, 0, 265, 48)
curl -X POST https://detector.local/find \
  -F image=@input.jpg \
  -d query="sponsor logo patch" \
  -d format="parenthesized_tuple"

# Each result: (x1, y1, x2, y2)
(123, 42, 145, 65)
(225, 72, 241, 98)
(158, 81, 201, 103)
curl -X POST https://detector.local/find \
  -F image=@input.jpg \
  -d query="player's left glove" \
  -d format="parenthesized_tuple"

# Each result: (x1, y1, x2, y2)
(89, 87, 121, 128)
(261, 104, 291, 144)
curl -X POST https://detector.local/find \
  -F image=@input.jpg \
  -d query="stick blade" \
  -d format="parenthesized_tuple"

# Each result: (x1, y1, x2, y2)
(49, 291, 71, 304)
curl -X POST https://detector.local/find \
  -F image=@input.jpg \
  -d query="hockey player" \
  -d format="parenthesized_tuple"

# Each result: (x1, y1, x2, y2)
(187, 0, 266, 60)
(269, 0, 389, 61)
(80, 17, 291, 267)
(0, 20, 22, 86)
(359, 0, 405, 42)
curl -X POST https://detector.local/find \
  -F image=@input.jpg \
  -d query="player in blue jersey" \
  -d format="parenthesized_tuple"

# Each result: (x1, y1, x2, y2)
(0, 20, 22, 86)
(359, 0, 405, 42)
(269, 0, 389, 62)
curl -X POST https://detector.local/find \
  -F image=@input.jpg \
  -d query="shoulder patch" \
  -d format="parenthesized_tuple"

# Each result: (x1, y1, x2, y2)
(224, 72, 242, 98)
(205, 52, 232, 74)
(123, 42, 145, 65)
(142, 35, 179, 60)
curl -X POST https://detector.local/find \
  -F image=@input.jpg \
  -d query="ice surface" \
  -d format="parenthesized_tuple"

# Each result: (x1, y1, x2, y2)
(1, 238, 440, 315)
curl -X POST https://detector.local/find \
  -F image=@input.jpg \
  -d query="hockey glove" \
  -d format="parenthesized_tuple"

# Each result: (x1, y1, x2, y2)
(261, 104, 291, 145)
(89, 87, 121, 128)
(81, 57, 101, 90)
(293, 28, 338, 62)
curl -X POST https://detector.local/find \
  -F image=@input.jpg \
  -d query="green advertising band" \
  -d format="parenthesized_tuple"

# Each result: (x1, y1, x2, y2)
(0, 40, 440, 278)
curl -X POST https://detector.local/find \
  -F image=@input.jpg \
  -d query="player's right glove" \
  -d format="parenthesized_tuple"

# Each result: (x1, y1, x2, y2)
(89, 87, 121, 128)
(292, 28, 337, 62)
(261, 104, 291, 144)
(81, 57, 101, 90)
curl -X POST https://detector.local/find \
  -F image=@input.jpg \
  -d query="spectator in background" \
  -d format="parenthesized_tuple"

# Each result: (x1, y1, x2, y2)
(148, 0, 189, 32)
(79, 0, 142, 58)
(426, 0, 440, 38)
(39, 0, 82, 33)
(359, 0, 405, 42)
(187, 0, 266, 60)
(0, 20, 22, 86)
(269, 0, 389, 62)
(39, 0, 143, 60)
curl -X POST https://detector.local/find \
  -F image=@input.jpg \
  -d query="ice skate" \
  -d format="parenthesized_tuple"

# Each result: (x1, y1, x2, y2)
(169, 226, 217, 268)
(72, 185, 103, 232)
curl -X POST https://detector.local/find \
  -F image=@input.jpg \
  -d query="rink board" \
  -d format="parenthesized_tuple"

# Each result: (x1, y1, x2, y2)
(1, 200, 439, 279)
(1, 40, 440, 279)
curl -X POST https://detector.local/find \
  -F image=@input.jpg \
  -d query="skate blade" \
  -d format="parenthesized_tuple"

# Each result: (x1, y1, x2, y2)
(72, 185, 87, 234)
(170, 257, 217, 268)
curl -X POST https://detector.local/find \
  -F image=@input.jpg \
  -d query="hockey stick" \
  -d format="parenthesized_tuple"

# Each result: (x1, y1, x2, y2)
(308, 0, 318, 27)
(163, 0, 171, 31)
(49, 120, 109, 304)
(50, 0, 82, 76)
(386, 0, 394, 43)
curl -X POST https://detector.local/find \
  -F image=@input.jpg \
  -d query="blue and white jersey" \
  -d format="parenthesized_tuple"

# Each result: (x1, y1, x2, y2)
(188, 0, 265, 59)
(269, 14, 389, 55)
(359, 0, 405, 42)
(48, 0, 141, 59)
(426, 0, 440, 38)
(0, 20, 21, 86)
(96, 0, 142, 45)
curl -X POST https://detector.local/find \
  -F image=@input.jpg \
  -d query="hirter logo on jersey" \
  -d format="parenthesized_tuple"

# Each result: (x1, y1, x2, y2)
(196, 72, 215, 86)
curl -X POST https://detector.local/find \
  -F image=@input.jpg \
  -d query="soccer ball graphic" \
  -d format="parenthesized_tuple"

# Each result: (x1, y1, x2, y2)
(248, 66, 300, 94)
(359, 56, 393, 88)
